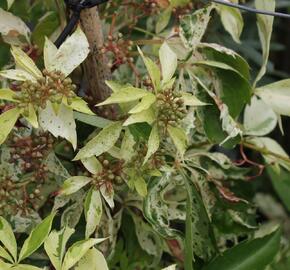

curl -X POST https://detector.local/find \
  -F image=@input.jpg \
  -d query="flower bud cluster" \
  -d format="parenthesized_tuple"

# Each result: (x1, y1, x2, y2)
(101, 33, 135, 69)
(9, 133, 53, 176)
(14, 70, 77, 112)
(156, 89, 187, 128)
(92, 155, 125, 186)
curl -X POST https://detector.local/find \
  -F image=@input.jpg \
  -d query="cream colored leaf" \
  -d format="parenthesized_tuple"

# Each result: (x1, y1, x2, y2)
(216, 4, 244, 43)
(66, 97, 94, 115)
(0, 8, 30, 43)
(143, 123, 160, 165)
(182, 92, 208, 106)
(0, 107, 20, 145)
(129, 93, 156, 114)
(81, 156, 103, 175)
(123, 108, 156, 126)
(159, 42, 177, 83)
(11, 46, 42, 79)
(44, 227, 75, 270)
(60, 176, 93, 196)
(39, 102, 77, 149)
(24, 104, 38, 128)
(0, 69, 36, 82)
(62, 238, 106, 270)
(84, 188, 103, 239)
(75, 248, 109, 270)
(0, 88, 19, 102)
(46, 26, 90, 77)
(74, 121, 123, 160)
(254, 0, 275, 87)
(137, 46, 161, 90)
(44, 37, 58, 71)
(97, 87, 150, 106)
(100, 184, 114, 209)
(167, 125, 188, 157)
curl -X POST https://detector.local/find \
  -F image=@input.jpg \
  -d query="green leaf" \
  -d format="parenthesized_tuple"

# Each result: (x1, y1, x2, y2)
(44, 227, 75, 270)
(60, 176, 93, 196)
(254, 0, 275, 87)
(0, 107, 21, 145)
(123, 108, 156, 126)
(137, 47, 160, 90)
(62, 238, 106, 270)
(216, 4, 244, 43)
(143, 123, 160, 165)
(0, 246, 14, 263)
(74, 121, 123, 160)
(129, 93, 156, 114)
(11, 46, 42, 79)
(0, 259, 11, 270)
(267, 167, 290, 212)
(159, 42, 177, 83)
(97, 86, 150, 106)
(202, 229, 281, 270)
(75, 248, 109, 270)
(45, 26, 89, 77)
(32, 11, 59, 48)
(84, 188, 103, 239)
(167, 125, 187, 157)
(0, 217, 17, 262)
(0, 88, 19, 102)
(156, 7, 172, 34)
(244, 95, 277, 136)
(19, 212, 56, 262)
(256, 79, 290, 117)
(199, 43, 250, 81)
(6, 0, 15, 9)
(12, 265, 44, 270)
(134, 176, 148, 197)
(180, 5, 213, 49)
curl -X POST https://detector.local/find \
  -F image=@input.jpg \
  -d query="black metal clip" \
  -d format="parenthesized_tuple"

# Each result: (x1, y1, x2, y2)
(55, 0, 109, 48)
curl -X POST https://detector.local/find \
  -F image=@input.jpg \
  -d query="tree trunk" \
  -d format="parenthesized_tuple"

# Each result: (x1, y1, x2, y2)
(80, 7, 112, 103)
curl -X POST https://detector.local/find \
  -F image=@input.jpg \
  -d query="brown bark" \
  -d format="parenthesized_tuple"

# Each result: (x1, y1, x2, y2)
(80, 7, 112, 103)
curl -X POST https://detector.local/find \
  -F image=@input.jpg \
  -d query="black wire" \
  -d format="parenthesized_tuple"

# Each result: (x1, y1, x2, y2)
(54, 0, 109, 48)
(212, 0, 290, 19)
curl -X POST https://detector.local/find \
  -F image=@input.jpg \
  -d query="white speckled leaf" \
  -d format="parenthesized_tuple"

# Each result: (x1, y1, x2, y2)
(46, 26, 90, 77)
(39, 102, 77, 149)
(43, 37, 58, 71)
(0, 8, 30, 43)
(0, 69, 36, 82)
(74, 121, 123, 160)
(84, 188, 103, 239)
(100, 184, 114, 209)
